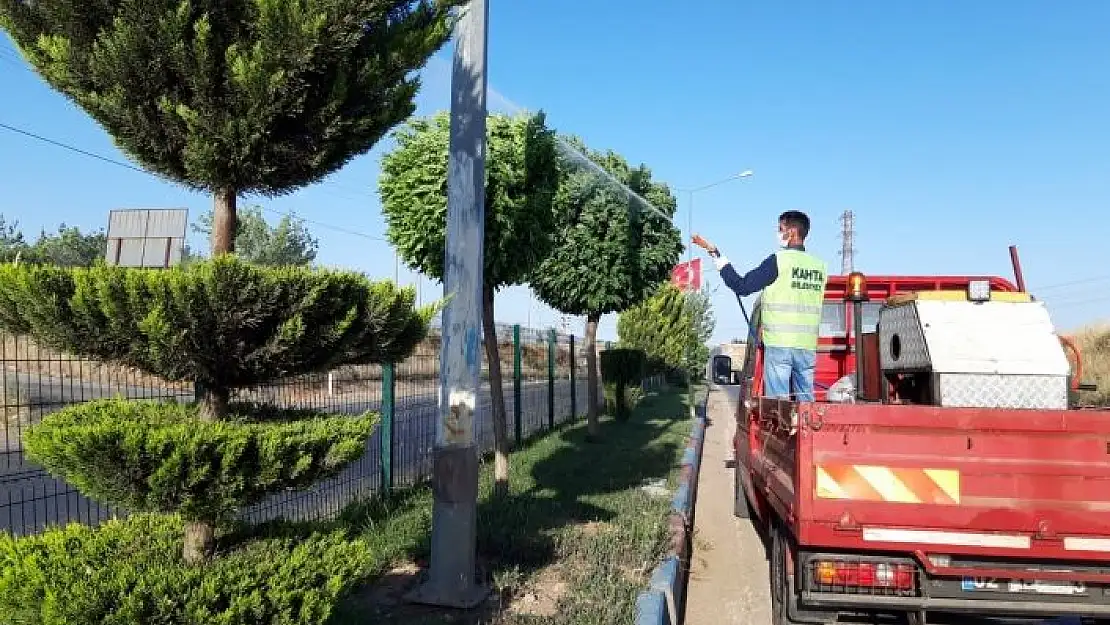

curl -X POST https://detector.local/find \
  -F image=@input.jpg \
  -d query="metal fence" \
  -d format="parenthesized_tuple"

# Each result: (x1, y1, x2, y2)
(0, 323, 638, 536)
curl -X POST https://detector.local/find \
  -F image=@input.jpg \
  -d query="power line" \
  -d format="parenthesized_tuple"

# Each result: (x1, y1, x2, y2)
(0, 43, 41, 76)
(0, 121, 149, 174)
(1031, 275, 1110, 292)
(2, 44, 379, 204)
(1047, 293, 1110, 310)
(0, 53, 27, 73)
(260, 208, 387, 242)
(0, 119, 388, 242)
(1044, 289, 1110, 305)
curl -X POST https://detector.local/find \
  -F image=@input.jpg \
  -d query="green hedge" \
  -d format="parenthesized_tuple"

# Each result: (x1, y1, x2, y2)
(600, 349, 646, 421)
(599, 348, 646, 387)
(0, 514, 374, 625)
(23, 399, 378, 523)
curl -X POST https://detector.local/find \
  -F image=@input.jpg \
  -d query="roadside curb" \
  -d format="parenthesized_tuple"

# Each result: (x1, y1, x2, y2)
(635, 388, 708, 625)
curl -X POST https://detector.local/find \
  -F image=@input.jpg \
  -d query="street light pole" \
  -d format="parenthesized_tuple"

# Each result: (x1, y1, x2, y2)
(406, 0, 490, 609)
(686, 189, 694, 267)
(680, 170, 753, 268)
(677, 170, 752, 419)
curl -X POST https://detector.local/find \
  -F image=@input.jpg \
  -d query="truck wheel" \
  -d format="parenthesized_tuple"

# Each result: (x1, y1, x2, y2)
(770, 523, 800, 625)
(733, 464, 750, 519)
(772, 524, 841, 625)
(772, 528, 839, 625)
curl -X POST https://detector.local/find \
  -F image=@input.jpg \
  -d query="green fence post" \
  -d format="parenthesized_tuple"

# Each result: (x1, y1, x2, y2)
(380, 362, 395, 492)
(513, 324, 522, 446)
(547, 328, 556, 430)
(569, 334, 577, 421)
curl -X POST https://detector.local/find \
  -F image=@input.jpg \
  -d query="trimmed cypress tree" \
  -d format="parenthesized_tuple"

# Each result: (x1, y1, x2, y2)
(0, 0, 456, 564)
(0, 258, 434, 563)
(0, 0, 462, 252)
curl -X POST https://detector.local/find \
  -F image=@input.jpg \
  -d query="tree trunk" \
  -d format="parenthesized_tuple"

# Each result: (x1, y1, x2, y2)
(183, 521, 215, 564)
(585, 314, 601, 439)
(197, 384, 229, 422)
(186, 383, 228, 563)
(616, 380, 628, 421)
(186, 186, 234, 564)
(211, 187, 237, 254)
(482, 284, 510, 498)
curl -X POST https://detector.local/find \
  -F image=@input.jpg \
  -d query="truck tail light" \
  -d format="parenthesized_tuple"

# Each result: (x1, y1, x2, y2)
(812, 559, 917, 593)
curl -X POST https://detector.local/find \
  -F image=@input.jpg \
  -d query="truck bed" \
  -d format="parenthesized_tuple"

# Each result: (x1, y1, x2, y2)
(756, 399, 1110, 567)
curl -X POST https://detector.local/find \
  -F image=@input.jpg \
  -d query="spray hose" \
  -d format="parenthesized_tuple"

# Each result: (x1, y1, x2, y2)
(1059, 334, 1083, 392)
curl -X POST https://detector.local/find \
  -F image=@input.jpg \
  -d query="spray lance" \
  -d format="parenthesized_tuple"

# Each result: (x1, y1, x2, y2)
(691, 233, 752, 329)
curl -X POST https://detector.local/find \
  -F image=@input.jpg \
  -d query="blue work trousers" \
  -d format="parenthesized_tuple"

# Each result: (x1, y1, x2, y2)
(763, 345, 816, 401)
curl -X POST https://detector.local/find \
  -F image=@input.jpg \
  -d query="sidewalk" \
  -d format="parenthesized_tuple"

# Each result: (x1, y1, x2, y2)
(683, 397, 771, 624)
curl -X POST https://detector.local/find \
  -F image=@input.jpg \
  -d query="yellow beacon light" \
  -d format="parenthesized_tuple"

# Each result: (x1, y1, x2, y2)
(846, 271, 868, 303)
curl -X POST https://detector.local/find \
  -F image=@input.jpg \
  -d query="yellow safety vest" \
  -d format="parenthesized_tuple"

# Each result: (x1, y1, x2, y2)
(760, 249, 827, 350)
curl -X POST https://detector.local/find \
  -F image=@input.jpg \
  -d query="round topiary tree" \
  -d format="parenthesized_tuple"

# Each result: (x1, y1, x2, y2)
(0, 256, 434, 563)
(378, 110, 559, 496)
(529, 136, 682, 438)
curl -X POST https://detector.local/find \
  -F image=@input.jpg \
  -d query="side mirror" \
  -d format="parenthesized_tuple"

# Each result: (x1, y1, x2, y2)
(712, 355, 735, 385)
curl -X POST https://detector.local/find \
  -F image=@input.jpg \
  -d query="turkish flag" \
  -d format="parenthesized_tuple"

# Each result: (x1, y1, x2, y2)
(671, 258, 702, 292)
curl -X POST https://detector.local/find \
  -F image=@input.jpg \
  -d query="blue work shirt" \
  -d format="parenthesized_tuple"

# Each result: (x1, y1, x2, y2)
(715, 244, 806, 298)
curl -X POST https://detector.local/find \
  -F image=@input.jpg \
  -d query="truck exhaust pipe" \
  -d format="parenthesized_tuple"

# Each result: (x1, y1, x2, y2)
(1009, 245, 1027, 292)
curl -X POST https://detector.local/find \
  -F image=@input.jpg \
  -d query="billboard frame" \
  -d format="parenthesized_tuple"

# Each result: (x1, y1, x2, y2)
(105, 208, 189, 269)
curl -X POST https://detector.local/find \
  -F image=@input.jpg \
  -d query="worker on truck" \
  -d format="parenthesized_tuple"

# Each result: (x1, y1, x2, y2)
(694, 210, 828, 400)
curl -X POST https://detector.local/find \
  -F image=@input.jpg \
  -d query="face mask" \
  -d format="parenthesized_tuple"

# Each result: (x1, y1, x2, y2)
(778, 232, 791, 248)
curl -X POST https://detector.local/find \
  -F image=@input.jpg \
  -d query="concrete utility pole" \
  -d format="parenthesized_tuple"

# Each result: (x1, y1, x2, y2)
(406, 0, 490, 609)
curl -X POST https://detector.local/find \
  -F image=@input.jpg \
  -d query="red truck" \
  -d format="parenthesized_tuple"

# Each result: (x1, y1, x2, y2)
(712, 270, 1108, 625)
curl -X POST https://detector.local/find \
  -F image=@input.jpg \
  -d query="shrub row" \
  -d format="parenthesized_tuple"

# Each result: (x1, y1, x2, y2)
(0, 514, 375, 625)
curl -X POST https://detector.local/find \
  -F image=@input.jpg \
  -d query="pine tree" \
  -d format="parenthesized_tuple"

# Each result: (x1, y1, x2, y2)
(617, 283, 696, 379)
(191, 205, 319, 266)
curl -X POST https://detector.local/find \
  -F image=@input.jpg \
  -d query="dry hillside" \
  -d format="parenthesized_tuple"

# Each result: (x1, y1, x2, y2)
(1075, 324, 1110, 407)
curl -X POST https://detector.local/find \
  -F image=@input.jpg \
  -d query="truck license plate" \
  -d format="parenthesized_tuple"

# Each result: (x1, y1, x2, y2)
(961, 577, 1086, 595)
(961, 577, 1001, 591)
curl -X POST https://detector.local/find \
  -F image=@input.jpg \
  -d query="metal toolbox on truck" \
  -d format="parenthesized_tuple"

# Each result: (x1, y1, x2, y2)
(877, 291, 1071, 410)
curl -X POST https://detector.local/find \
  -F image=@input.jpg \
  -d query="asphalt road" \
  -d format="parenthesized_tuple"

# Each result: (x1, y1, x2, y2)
(1, 371, 590, 536)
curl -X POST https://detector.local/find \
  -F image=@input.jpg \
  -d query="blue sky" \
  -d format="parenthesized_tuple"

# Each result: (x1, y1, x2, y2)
(1, 0, 1108, 345)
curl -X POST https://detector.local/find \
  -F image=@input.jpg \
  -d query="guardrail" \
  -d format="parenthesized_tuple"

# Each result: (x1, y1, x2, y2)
(635, 390, 708, 625)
